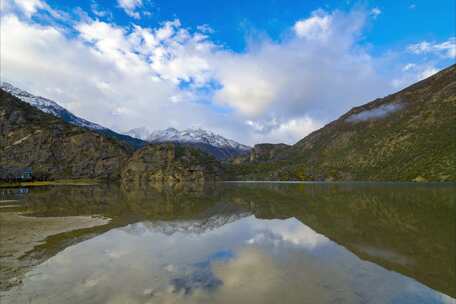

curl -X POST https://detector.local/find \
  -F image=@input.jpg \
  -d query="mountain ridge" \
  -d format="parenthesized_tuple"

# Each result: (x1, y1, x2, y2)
(0, 89, 223, 182)
(226, 64, 456, 182)
(0, 83, 248, 159)
(2, 63, 454, 182)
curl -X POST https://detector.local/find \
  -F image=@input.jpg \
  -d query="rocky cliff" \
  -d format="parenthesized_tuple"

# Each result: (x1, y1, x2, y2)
(121, 143, 222, 184)
(248, 143, 290, 162)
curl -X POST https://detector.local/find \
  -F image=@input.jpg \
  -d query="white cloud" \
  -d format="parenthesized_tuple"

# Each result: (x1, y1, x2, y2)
(370, 7, 382, 18)
(392, 63, 439, 88)
(407, 37, 456, 58)
(117, 0, 142, 19)
(419, 66, 439, 79)
(1, 15, 178, 128)
(294, 11, 332, 41)
(90, 1, 112, 19)
(210, 9, 387, 140)
(346, 103, 403, 122)
(0, 7, 395, 145)
(1, 0, 65, 20)
(402, 63, 416, 71)
(1, 1, 452, 146)
(1, 13, 247, 144)
(197, 24, 214, 34)
(247, 218, 329, 249)
(246, 117, 321, 144)
(12, 0, 45, 17)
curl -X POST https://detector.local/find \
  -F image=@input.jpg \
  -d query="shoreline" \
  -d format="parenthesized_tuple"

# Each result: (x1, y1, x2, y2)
(0, 210, 110, 291)
(1, 179, 455, 189)
(0, 179, 99, 188)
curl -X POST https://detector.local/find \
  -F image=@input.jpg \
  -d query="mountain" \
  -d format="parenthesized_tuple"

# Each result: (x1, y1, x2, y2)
(125, 127, 251, 160)
(226, 64, 456, 182)
(147, 128, 251, 152)
(0, 89, 131, 180)
(0, 89, 223, 182)
(0, 82, 145, 149)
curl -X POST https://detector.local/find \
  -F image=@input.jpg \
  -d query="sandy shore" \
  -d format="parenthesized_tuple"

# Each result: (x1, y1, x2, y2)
(0, 211, 110, 291)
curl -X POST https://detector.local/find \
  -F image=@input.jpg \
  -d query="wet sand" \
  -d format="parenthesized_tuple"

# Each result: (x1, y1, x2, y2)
(0, 211, 110, 291)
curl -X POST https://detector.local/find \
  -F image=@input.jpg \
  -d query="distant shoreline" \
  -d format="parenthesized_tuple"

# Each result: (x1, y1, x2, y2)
(1, 179, 455, 189)
(0, 179, 98, 188)
(222, 180, 456, 184)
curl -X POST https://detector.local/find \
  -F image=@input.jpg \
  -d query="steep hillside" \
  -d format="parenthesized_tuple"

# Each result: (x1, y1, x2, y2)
(0, 89, 131, 180)
(227, 64, 456, 181)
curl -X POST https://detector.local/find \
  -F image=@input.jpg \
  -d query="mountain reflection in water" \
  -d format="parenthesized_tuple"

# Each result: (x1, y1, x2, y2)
(0, 182, 454, 304)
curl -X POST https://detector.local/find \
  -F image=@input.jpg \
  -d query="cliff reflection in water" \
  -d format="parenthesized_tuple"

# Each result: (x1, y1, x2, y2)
(2, 182, 455, 303)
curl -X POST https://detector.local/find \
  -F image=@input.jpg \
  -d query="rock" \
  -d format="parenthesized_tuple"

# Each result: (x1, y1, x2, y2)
(121, 143, 222, 184)
(249, 143, 291, 162)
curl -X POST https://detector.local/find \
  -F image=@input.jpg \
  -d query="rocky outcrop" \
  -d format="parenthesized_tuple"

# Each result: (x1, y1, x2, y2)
(121, 143, 222, 184)
(249, 143, 290, 162)
(0, 90, 131, 180)
(228, 143, 290, 166)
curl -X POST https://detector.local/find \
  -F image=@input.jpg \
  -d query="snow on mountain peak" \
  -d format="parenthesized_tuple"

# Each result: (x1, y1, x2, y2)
(125, 127, 250, 151)
(172, 128, 248, 150)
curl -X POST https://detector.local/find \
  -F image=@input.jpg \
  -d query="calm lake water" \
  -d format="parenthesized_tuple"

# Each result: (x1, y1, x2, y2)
(0, 182, 455, 304)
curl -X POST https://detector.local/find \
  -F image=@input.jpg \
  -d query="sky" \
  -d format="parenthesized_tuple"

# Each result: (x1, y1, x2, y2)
(1, 0, 455, 145)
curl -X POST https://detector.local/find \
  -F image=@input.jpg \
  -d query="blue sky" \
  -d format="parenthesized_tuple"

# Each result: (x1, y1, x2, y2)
(42, 0, 455, 52)
(1, 0, 455, 144)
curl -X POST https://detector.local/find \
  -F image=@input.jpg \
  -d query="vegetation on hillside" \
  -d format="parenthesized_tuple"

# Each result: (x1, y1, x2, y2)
(227, 64, 456, 181)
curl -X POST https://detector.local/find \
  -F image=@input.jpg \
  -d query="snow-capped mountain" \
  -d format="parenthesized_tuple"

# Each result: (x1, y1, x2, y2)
(125, 127, 251, 159)
(148, 128, 251, 151)
(1, 82, 247, 156)
(1, 82, 145, 149)
(1, 82, 106, 130)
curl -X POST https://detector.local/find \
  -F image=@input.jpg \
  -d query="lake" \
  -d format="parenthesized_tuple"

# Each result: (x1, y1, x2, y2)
(0, 182, 455, 304)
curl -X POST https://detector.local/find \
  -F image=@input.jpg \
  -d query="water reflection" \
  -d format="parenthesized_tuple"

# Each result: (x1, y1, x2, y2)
(0, 182, 455, 303)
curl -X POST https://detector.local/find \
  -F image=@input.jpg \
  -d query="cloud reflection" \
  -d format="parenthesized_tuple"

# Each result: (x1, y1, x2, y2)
(2, 214, 453, 304)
